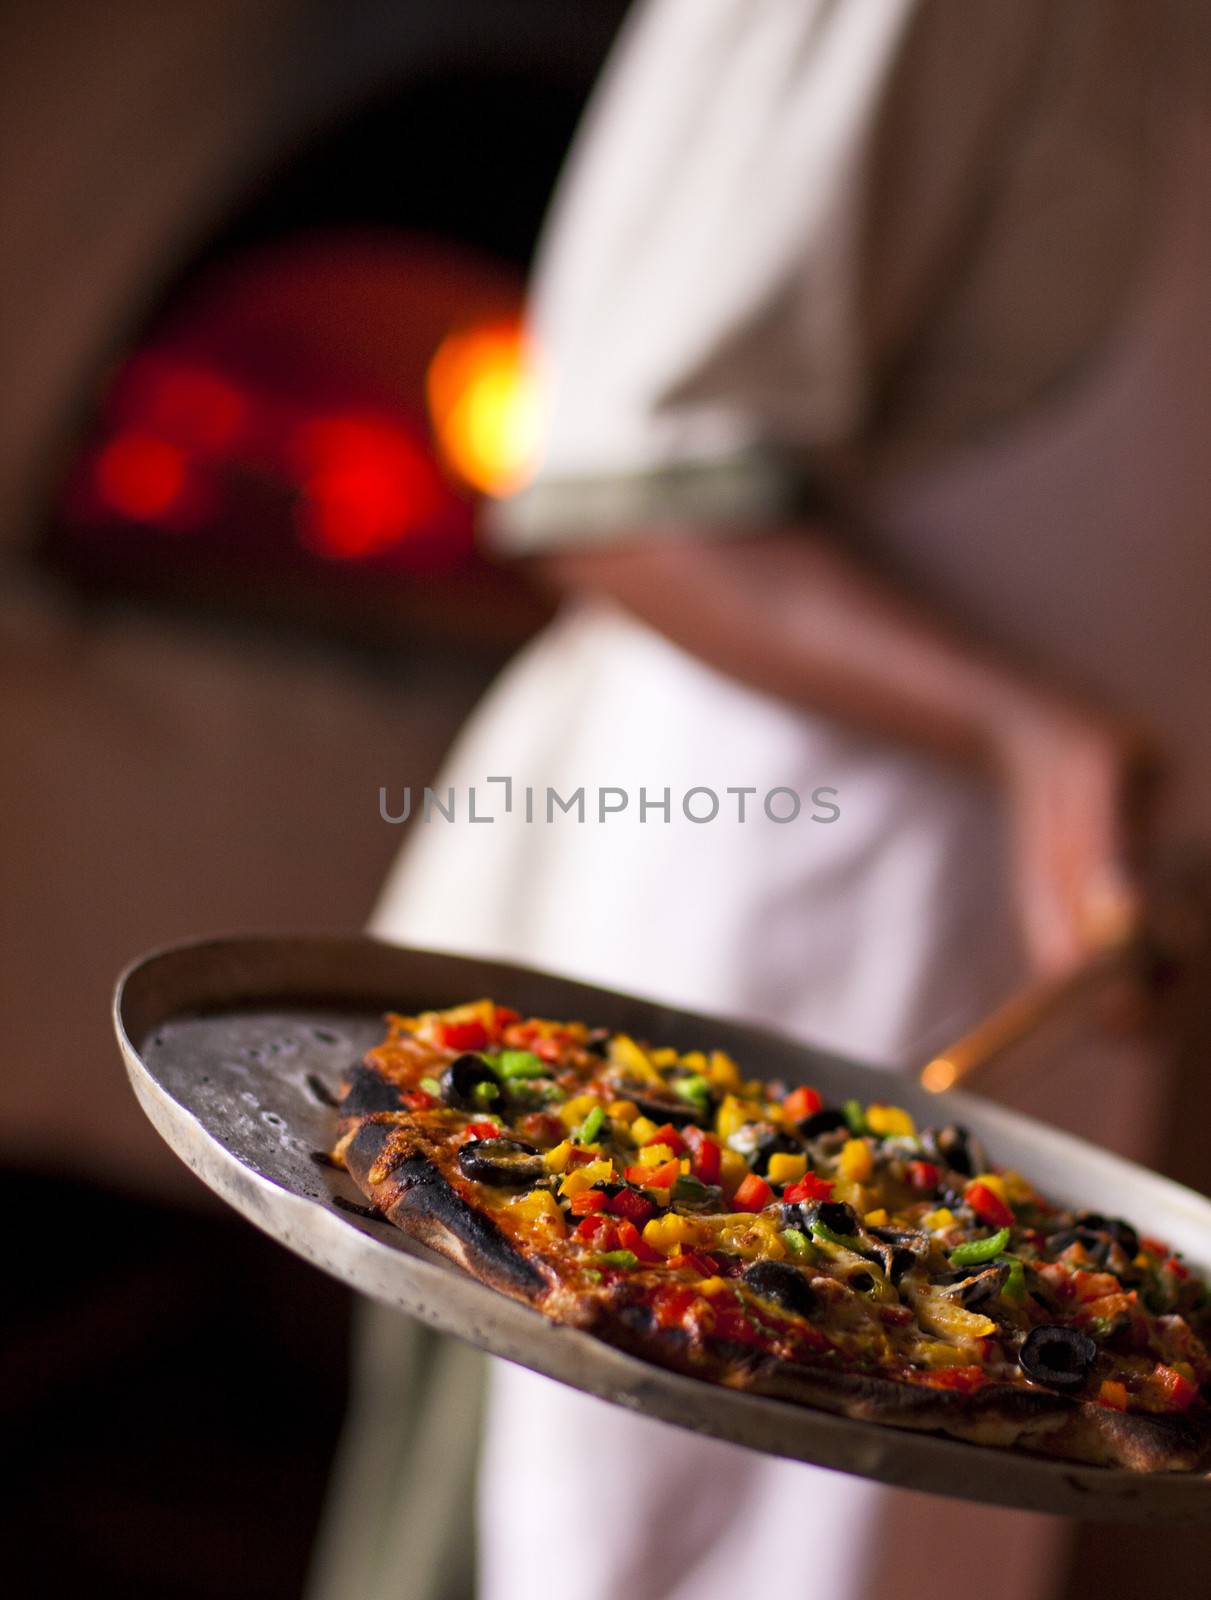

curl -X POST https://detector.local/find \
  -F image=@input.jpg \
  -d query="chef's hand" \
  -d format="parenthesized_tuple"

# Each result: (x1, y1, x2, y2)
(992, 695, 1157, 976)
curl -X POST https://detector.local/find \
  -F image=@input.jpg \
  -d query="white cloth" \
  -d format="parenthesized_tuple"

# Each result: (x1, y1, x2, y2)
(357, 5, 1211, 1600)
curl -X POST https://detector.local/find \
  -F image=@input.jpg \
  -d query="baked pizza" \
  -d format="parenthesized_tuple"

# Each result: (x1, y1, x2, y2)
(331, 999, 1211, 1472)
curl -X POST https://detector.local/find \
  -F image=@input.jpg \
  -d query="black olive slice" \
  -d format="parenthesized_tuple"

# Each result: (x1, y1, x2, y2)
(742, 1260, 816, 1317)
(441, 1052, 502, 1110)
(1076, 1212, 1140, 1260)
(457, 1137, 544, 1188)
(627, 1091, 708, 1129)
(923, 1123, 988, 1179)
(584, 1029, 611, 1058)
(1018, 1324, 1097, 1390)
(863, 1228, 927, 1286)
(1046, 1227, 1113, 1267)
(815, 1200, 860, 1237)
(749, 1128, 803, 1175)
(942, 1263, 1010, 1308)
(796, 1109, 849, 1140)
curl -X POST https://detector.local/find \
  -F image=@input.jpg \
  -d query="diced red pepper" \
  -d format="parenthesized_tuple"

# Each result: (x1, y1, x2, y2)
(493, 1006, 520, 1030)
(574, 1214, 617, 1247)
(1165, 1256, 1190, 1280)
(923, 1365, 987, 1394)
(709, 1298, 765, 1346)
(684, 1126, 722, 1185)
(646, 1158, 684, 1190)
(565, 1145, 600, 1171)
(402, 1089, 437, 1111)
(462, 1120, 502, 1143)
(1141, 1236, 1171, 1258)
(907, 1160, 939, 1192)
(615, 1218, 662, 1264)
(642, 1123, 688, 1158)
(605, 1188, 656, 1226)
(965, 1181, 1014, 1230)
(569, 1190, 608, 1217)
(782, 1172, 834, 1205)
(534, 1036, 565, 1063)
(1071, 1270, 1123, 1303)
(783, 1086, 823, 1123)
(666, 1250, 719, 1277)
(436, 1019, 490, 1051)
(623, 1158, 682, 1189)
(1151, 1363, 1198, 1412)
(651, 1285, 701, 1329)
(502, 1022, 538, 1048)
(733, 1173, 775, 1213)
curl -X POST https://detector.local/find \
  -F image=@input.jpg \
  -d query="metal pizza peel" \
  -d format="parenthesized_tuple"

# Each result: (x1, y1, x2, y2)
(114, 933, 1211, 1522)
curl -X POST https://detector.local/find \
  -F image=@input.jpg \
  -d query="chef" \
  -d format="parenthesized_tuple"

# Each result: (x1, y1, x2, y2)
(310, 3, 1211, 1597)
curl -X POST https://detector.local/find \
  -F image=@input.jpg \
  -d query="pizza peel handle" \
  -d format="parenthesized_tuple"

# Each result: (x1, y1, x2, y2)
(115, 933, 1211, 1523)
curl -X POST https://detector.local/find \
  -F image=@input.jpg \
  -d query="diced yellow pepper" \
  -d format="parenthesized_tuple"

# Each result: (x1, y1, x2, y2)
(642, 1213, 704, 1256)
(864, 1208, 889, 1227)
(923, 1207, 956, 1232)
(998, 1169, 1036, 1206)
(559, 1092, 600, 1130)
(638, 1143, 675, 1168)
(650, 1048, 678, 1067)
(609, 1035, 661, 1084)
(543, 1139, 574, 1174)
(680, 1050, 708, 1072)
(716, 1095, 762, 1141)
(767, 1152, 807, 1185)
(630, 1115, 660, 1147)
(680, 1158, 692, 1175)
(831, 1177, 866, 1212)
(972, 1171, 1008, 1203)
(865, 1104, 916, 1138)
(559, 1158, 615, 1197)
(607, 1099, 639, 1126)
(838, 1138, 874, 1182)
(706, 1050, 742, 1092)
(719, 1149, 749, 1195)
(509, 1189, 566, 1238)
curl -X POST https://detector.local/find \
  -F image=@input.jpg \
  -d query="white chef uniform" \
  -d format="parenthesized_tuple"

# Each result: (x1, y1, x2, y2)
(310, 4, 1211, 1598)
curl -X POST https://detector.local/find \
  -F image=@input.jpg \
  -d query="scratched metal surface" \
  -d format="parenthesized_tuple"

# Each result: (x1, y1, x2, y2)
(114, 934, 1211, 1521)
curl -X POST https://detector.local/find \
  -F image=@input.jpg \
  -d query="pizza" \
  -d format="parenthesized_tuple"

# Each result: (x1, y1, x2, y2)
(331, 999, 1211, 1472)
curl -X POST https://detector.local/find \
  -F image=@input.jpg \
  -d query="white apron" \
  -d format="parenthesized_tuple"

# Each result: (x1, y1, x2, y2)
(313, 58, 1211, 1600)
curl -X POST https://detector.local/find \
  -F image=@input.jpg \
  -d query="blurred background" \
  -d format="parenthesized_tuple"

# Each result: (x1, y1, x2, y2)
(4, 4, 1211, 1597)
(1, 2, 626, 1593)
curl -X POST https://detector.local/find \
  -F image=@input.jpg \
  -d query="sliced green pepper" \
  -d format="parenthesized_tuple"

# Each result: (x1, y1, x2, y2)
(996, 1253, 1026, 1304)
(811, 1219, 860, 1250)
(671, 1174, 712, 1205)
(673, 1074, 712, 1115)
(576, 1104, 605, 1145)
(843, 1098, 867, 1136)
(599, 1249, 638, 1270)
(471, 1080, 501, 1108)
(419, 1076, 443, 1097)
(949, 1226, 1011, 1269)
(498, 1049, 546, 1080)
(781, 1226, 815, 1260)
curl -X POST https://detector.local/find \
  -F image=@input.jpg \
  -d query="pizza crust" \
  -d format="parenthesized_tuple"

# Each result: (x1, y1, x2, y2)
(344, 1119, 547, 1302)
(339, 1109, 1211, 1475)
